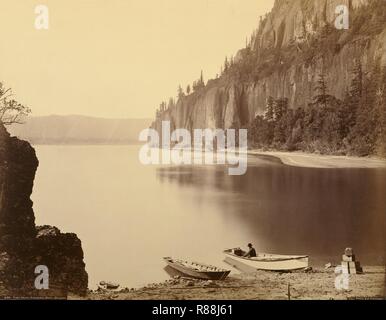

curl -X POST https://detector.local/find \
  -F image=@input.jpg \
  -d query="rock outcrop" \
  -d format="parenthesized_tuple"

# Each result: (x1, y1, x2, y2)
(0, 123, 88, 297)
(153, 0, 385, 132)
(256, 0, 370, 49)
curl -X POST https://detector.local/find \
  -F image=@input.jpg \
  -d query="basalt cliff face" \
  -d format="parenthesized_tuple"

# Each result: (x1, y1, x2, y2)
(152, 0, 385, 132)
(0, 123, 88, 298)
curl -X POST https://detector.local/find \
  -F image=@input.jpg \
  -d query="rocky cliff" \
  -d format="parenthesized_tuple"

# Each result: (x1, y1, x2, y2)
(0, 123, 88, 298)
(153, 0, 386, 132)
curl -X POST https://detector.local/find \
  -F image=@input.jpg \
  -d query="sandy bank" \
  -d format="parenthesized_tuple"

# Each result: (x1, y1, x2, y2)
(250, 151, 386, 169)
(78, 267, 385, 300)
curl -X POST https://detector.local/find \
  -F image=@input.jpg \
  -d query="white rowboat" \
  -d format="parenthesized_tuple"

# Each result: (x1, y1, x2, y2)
(223, 248, 309, 272)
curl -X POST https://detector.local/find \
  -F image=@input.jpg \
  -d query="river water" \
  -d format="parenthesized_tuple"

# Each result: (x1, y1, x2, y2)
(32, 145, 386, 288)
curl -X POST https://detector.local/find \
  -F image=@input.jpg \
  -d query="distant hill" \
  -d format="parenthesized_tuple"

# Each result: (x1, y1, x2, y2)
(8, 115, 152, 144)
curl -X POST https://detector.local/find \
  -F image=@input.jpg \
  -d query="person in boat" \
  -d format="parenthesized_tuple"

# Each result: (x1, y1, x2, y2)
(243, 243, 257, 258)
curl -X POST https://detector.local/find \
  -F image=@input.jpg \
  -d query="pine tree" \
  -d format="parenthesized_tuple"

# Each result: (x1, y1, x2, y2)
(264, 96, 274, 122)
(374, 67, 386, 156)
(177, 85, 185, 100)
(168, 97, 175, 109)
(249, 115, 273, 147)
(349, 60, 381, 155)
(287, 108, 305, 151)
(192, 72, 205, 92)
(192, 81, 197, 92)
(159, 101, 166, 112)
(273, 98, 289, 146)
(186, 85, 191, 95)
(350, 62, 363, 100)
(224, 57, 229, 72)
(273, 98, 288, 121)
(339, 91, 352, 141)
(313, 73, 328, 109)
(303, 106, 319, 146)
(347, 61, 364, 128)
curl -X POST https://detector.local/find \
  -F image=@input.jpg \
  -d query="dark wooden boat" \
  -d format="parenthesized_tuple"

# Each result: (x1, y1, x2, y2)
(163, 257, 230, 280)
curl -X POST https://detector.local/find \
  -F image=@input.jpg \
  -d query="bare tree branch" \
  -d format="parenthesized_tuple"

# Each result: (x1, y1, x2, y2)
(0, 83, 30, 126)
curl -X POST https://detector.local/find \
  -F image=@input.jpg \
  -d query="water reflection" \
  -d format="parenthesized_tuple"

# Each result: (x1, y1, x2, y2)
(157, 155, 386, 266)
(32, 146, 385, 289)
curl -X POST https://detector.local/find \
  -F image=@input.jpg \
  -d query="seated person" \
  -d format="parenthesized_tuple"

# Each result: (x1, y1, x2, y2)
(243, 243, 257, 258)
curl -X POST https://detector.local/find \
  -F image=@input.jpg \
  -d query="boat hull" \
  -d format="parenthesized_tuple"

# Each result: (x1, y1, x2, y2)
(224, 250, 309, 272)
(163, 258, 230, 280)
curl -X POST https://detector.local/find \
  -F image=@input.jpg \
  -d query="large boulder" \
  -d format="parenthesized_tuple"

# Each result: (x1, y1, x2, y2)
(0, 123, 88, 297)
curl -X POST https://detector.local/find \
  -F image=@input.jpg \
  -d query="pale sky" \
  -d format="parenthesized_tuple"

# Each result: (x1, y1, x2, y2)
(0, 0, 274, 119)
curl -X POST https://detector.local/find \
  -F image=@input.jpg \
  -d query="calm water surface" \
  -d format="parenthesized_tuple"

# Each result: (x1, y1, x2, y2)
(32, 145, 386, 288)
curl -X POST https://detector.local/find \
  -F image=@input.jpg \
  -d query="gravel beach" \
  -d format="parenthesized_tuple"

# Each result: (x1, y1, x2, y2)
(79, 266, 385, 300)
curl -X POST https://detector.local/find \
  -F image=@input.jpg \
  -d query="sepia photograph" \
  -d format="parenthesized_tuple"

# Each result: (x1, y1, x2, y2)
(0, 0, 385, 310)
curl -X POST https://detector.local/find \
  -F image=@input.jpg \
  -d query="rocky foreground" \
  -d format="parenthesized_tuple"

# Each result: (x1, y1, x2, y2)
(0, 123, 88, 298)
(81, 267, 385, 300)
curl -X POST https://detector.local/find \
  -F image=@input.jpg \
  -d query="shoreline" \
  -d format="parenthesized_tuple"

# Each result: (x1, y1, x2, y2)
(31, 143, 386, 169)
(79, 266, 385, 300)
(249, 150, 386, 169)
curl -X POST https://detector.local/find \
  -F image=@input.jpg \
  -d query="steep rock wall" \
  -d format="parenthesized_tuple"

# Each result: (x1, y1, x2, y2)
(0, 123, 88, 297)
(153, 0, 385, 132)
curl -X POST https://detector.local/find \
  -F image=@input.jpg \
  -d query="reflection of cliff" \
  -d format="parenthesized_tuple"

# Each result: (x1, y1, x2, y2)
(156, 162, 386, 266)
(0, 123, 88, 297)
(152, 0, 385, 132)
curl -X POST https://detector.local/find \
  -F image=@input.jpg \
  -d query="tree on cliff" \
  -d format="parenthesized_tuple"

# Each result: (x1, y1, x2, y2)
(224, 57, 230, 72)
(374, 81, 386, 156)
(272, 98, 289, 146)
(168, 97, 175, 109)
(312, 73, 329, 109)
(0, 83, 31, 125)
(249, 115, 272, 147)
(349, 60, 382, 156)
(303, 73, 345, 152)
(192, 71, 205, 92)
(200, 70, 204, 85)
(177, 85, 185, 100)
(343, 61, 364, 133)
(273, 97, 288, 121)
(264, 96, 274, 122)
